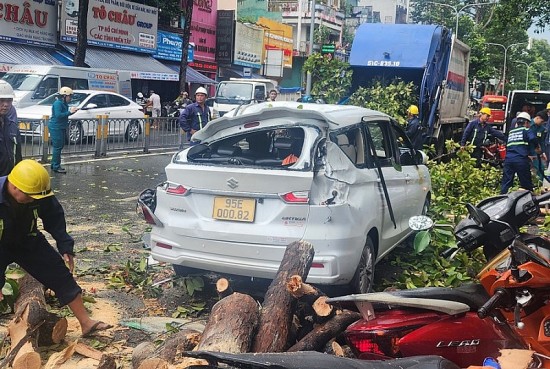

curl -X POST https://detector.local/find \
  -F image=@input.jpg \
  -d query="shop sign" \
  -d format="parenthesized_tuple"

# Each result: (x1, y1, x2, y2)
(153, 31, 194, 62)
(216, 10, 234, 64)
(60, 0, 158, 53)
(0, 0, 57, 47)
(234, 22, 263, 69)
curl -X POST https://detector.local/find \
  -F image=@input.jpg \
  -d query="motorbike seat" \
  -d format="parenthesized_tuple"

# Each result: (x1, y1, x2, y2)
(389, 283, 489, 311)
(184, 351, 461, 369)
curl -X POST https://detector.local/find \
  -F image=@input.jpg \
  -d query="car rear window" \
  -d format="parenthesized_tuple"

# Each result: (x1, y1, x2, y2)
(186, 127, 310, 169)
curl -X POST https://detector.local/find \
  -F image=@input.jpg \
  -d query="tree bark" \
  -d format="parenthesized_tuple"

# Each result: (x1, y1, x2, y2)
(196, 292, 259, 353)
(252, 240, 315, 353)
(7, 274, 67, 369)
(74, 0, 89, 67)
(287, 310, 361, 352)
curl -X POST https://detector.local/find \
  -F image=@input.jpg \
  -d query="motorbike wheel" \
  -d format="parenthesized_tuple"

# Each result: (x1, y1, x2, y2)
(350, 236, 375, 293)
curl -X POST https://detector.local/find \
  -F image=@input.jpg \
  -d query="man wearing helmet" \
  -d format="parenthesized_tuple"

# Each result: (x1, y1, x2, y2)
(530, 110, 548, 181)
(460, 107, 506, 166)
(501, 112, 541, 194)
(178, 86, 211, 145)
(0, 160, 113, 336)
(0, 81, 22, 176)
(405, 105, 424, 150)
(49, 87, 78, 173)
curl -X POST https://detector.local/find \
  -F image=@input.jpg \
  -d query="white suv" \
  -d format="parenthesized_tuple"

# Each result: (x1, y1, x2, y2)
(137, 102, 431, 293)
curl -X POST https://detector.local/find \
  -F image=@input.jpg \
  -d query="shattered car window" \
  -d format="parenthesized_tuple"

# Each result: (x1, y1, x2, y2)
(186, 127, 312, 169)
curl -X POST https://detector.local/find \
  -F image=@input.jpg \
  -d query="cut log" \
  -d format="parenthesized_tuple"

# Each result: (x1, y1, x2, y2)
(216, 278, 233, 299)
(44, 340, 77, 369)
(132, 329, 201, 369)
(287, 309, 361, 352)
(252, 240, 314, 353)
(7, 274, 68, 369)
(75, 341, 103, 361)
(312, 296, 334, 322)
(196, 292, 259, 353)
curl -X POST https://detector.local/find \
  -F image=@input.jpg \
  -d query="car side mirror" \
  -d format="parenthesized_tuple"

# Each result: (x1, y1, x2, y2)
(82, 103, 98, 110)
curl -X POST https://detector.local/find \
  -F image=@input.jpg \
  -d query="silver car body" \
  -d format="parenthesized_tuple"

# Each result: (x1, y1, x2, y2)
(149, 102, 431, 287)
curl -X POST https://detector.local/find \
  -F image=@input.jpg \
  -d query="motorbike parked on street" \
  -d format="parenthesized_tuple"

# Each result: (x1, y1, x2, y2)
(328, 189, 550, 368)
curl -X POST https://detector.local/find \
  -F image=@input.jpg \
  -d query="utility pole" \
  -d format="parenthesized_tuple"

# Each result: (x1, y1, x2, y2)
(305, 0, 315, 96)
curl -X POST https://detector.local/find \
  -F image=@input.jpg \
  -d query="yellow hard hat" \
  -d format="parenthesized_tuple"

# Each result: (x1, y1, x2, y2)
(480, 107, 492, 116)
(8, 160, 53, 199)
(407, 105, 419, 115)
(546, 102, 550, 110)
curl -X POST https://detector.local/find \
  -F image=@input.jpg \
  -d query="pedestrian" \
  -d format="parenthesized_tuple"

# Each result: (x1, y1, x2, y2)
(501, 112, 541, 194)
(545, 102, 550, 163)
(405, 105, 424, 150)
(135, 92, 147, 110)
(529, 110, 548, 181)
(178, 87, 211, 146)
(268, 89, 278, 102)
(174, 91, 192, 108)
(460, 107, 506, 167)
(0, 81, 22, 176)
(0, 159, 113, 336)
(49, 87, 78, 174)
(148, 90, 161, 129)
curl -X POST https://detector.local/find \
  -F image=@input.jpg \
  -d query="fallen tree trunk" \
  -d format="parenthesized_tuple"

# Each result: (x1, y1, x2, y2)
(287, 275, 334, 323)
(252, 240, 314, 353)
(132, 329, 201, 369)
(196, 292, 259, 353)
(7, 274, 68, 369)
(287, 309, 361, 352)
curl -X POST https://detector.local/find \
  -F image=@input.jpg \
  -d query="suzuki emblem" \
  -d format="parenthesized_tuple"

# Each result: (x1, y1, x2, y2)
(227, 177, 238, 189)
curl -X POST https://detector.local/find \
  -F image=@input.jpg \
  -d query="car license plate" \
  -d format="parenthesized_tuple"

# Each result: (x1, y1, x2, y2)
(212, 197, 256, 223)
(19, 122, 30, 130)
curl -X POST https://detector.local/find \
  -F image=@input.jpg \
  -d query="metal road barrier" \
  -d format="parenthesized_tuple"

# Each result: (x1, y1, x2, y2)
(18, 115, 186, 162)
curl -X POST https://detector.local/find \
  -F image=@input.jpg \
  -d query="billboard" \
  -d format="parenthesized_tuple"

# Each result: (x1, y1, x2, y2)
(0, 0, 58, 47)
(257, 17, 293, 69)
(153, 31, 194, 62)
(216, 10, 234, 65)
(234, 22, 263, 69)
(60, 0, 158, 53)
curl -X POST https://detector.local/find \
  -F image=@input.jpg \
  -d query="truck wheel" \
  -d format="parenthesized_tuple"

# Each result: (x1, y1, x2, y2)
(349, 236, 375, 293)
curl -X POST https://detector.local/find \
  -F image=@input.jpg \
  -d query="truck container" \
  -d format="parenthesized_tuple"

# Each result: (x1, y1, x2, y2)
(2, 65, 132, 108)
(349, 23, 470, 155)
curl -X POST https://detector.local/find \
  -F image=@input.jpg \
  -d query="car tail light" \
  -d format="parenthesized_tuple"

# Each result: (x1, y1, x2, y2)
(280, 191, 309, 204)
(136, 201, 164, 227)
(166, 184, 188, 196)
(155, 242, 173, 250)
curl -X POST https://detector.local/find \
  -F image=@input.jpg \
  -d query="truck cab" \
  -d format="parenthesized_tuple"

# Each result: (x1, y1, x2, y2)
(213, 78, 278, 117)
(480, 94, 507, 128)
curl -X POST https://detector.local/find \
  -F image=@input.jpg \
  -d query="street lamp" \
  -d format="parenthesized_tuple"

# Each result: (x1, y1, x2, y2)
(487, 42, 526, 96)
(427, 1, 494, 38)
(515, 61, 542, 90)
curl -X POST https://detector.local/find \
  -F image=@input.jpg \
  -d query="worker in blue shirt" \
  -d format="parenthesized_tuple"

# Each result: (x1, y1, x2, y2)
(49, 87, 78, 173)
(178, 87, 211, 146)
(501, 112, 541, 194)
(530, 110, 548, 181)
(460, 107, 506, 166)
(405, 105, 424, 150)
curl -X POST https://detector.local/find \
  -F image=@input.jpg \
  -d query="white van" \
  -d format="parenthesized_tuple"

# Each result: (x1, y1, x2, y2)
(1, 65, 132, 108)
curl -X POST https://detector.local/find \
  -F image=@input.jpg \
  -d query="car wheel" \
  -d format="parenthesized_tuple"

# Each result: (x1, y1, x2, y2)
(350, 236, 375, 293)
(125, 120, 140, 141)
(67, 121, 84, 144)
(172, 264, 201, 277)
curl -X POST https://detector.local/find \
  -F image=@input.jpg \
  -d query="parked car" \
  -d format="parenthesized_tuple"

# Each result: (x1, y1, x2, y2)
(17, 90, 144, 144)
(137, 102, 432, 293)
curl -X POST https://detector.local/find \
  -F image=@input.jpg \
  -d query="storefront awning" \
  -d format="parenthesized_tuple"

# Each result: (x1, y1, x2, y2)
(61, 44, 179, 81)
(164, 63, 217, 85)
(0, 43, 69, 67)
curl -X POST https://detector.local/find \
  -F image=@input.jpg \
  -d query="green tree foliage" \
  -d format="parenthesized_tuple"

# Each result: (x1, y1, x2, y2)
(142, 0, 182, 27)
(378, 142, 502, 290)
(347, 80, 417, 125)
(303, 53, 352, 103)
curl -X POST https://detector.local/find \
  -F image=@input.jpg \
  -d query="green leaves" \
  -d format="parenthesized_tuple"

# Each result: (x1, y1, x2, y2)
(0, 279, 19, 314)
(303, 53, 352, 104)
(413, 231, 431, 254)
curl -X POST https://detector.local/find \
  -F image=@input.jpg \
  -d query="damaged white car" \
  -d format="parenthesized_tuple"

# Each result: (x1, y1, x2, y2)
(137, 102, 431, 293)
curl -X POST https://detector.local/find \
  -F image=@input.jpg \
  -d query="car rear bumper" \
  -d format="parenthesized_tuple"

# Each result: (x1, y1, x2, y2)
(150, 232, 363, 285)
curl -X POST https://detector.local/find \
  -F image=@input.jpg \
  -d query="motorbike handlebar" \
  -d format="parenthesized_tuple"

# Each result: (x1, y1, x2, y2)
(478, 288, 507, 319)
(535, 191, 550, 205)
(440, 247, 458, 259)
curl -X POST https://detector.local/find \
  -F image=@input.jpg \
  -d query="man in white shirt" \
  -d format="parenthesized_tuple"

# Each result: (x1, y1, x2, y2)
(148, 90, 161, 128)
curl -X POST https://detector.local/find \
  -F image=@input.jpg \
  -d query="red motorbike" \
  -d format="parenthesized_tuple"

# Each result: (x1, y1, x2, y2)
(327, 190, 550, 368)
